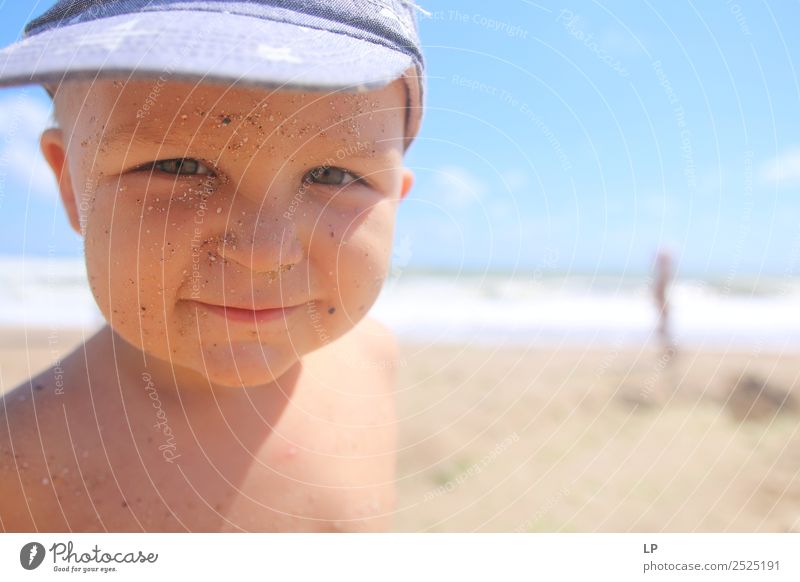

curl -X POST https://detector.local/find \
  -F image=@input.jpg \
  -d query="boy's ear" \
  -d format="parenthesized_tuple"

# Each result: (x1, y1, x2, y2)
(400, 168, 414, 201)
(40, 128, 81, 235)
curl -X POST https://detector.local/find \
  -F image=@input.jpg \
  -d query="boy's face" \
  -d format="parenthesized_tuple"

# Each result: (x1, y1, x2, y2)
(41, 77, 413, 388)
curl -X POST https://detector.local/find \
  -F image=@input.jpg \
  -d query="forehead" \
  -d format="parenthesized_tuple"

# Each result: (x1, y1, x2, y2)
(55, 77, 408, 153)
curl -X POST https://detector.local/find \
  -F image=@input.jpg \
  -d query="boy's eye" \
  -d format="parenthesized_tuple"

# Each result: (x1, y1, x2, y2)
(303, 166, 360, 186)
(152, 158, 213, 176)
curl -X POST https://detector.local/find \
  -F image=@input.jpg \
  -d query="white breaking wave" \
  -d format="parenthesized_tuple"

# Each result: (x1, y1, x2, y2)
(0, 256, 104, 329)
(2, 255, 800, 348)
(371, 272, 800, 348)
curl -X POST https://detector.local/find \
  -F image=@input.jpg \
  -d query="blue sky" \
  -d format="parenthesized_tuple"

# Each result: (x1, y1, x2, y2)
(1, 1, 799, 276)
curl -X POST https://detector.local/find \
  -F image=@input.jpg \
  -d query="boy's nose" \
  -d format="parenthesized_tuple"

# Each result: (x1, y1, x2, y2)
(213, 213, 304, 276)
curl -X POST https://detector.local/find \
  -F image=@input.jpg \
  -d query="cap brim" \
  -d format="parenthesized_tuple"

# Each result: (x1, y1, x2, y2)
(0, 10, 414, 93)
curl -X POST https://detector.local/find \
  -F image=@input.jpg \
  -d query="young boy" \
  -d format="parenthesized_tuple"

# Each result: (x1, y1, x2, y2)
(0, 0, 425, 532)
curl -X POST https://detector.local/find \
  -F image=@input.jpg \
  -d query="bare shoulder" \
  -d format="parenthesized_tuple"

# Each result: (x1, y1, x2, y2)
(0, 367, 74, 531)
(0, 334, 110, 532)
(296, 317, 400, 531)
(306, 315, 400, 396)
(348, 316, 400, 374)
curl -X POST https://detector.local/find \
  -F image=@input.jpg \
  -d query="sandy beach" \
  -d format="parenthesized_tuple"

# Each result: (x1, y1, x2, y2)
(393, 341, 800, 532)
(2, 326, 798, 532)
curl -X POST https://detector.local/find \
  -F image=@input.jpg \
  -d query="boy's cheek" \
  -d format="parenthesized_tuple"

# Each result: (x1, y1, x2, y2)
(82, 198, 188, 314)
(327, 214, 395, 317)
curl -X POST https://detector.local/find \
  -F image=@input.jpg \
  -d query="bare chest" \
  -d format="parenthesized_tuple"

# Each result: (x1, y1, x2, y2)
(69, 347, 397, 532)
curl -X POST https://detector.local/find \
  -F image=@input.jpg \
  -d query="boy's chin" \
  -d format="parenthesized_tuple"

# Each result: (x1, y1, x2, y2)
(196, 347, 299, 389)
(203, 367, 286, 389)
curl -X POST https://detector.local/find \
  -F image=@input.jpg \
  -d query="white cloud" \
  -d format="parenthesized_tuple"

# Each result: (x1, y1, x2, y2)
(500, 168, 529, 192)
(432, 165, 487, 208)
(600, 27, 645, 58)
(0, 91, 58, 200)
(489, 200, 515, 221)
(759, 146, 800, 187)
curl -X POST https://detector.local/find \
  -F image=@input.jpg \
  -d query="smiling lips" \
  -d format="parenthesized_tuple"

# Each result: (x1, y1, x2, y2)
(191, 300, 303, 323)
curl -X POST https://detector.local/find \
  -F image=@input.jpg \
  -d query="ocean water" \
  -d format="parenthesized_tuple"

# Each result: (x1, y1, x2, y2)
(0, 256, 104, 329)
(372, 271, 800, 348)
(2, 255, 799, 348)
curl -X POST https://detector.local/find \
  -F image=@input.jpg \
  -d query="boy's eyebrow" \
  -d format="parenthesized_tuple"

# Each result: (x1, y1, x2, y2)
(100, 120, 246, 148)
(99, 121, 399, 160)
(100, 123, 187, 149)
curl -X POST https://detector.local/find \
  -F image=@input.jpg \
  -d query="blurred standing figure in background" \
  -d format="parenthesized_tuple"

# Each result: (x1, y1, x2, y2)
(653, 248, 675, 352)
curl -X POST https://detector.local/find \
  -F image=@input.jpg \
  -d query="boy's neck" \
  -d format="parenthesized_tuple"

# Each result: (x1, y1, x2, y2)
(95, 324, 302, 411)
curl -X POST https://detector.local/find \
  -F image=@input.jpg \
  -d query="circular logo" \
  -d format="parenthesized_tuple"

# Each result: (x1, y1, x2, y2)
(19, 542, 46, 570)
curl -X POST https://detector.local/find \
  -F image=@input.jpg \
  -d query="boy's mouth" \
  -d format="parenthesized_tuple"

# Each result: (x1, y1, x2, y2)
(189, 300, 302, 323)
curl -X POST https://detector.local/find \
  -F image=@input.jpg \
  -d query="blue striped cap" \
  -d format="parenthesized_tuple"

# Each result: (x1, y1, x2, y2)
(0, 0, 427, 149)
